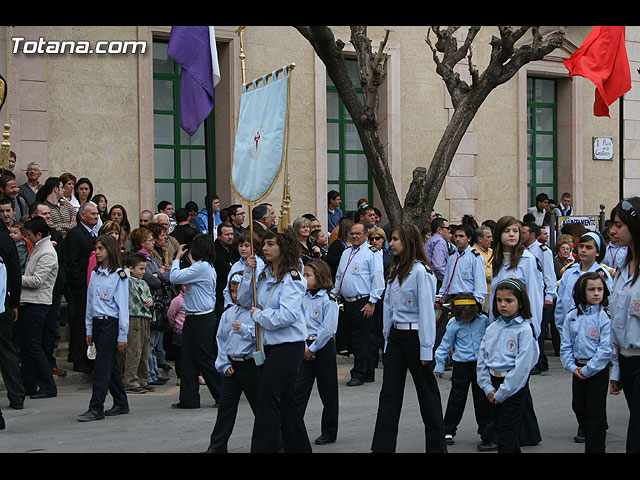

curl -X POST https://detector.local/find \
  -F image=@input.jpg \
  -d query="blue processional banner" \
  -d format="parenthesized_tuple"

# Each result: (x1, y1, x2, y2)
(231, 68, 290, 203)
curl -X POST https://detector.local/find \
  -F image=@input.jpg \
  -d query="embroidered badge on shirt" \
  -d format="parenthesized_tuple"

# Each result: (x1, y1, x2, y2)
(587, 326, 600, 340)
(352, 265, 360, 274)
(461, 271, 470, 279)
(505, 338, 517, 353)
(312, 308, 320, 319)
(630, 300, 640, 316)
(404, 297, 415, 308)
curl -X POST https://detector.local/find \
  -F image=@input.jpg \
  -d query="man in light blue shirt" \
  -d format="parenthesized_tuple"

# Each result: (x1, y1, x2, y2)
(438, 224, 487, 304)
(332, 221, 384, 386)
(522, 222, 557, 373)
(424, 217, 450, 289)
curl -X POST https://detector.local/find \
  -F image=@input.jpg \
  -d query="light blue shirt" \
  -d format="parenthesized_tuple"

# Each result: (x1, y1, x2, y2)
(438, 245, 487, 303)
(434, 313, 491, 374)
(489, 249, 544, 337)
(560, 305, 612, 378)
(0, 261, 7, 314)
(169, 259, 217, 313)
(332, 243, 385, 303)
(215, 303, 256, 374)
(237, 264, 308, 346)
(476, 315, 539, 404)
(424, 233, 448, 282)
(223, 256, 265, 309)
(603, 243, 628, 271)
(609, 261, 640, 381)
(301, 289, 339, 353)
(383, 261, 437, 362)
(327, 207, 343, 233)
(85, 266, 130, 343)
(526, 240, 557, 302)
(555, 262, 612, 331)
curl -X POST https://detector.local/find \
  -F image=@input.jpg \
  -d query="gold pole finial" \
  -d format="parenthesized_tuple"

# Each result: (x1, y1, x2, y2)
(236, 26, 246, 85)
(0, 26, 14, 169)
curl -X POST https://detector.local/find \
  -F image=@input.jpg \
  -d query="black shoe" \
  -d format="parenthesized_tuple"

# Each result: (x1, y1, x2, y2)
(171, 402, 199, 409)
(530, 367, 542, 375)
(9, 403, 24, 410)
(141, 385, 155, 391)
(73, 364, 93, 374)
(105, 404, 130, 416)
(477, 440, 497, 451)
(363, 377, 375, 383)
(574, 434, 586, 443)
(445, 434, 455, 445)
(346, 377, 364, 387)
(77, 410, 105, 422)
(0, 415, 4, 430)
(158, 363, 173, 370)
(150, 378, 168, 385)
(125, 387, 147, 394)
(30, 391, 57, 399)
(314, 435, 336, 445)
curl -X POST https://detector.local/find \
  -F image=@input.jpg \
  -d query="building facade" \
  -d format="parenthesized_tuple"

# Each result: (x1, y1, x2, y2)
(1, 26, 638, 231)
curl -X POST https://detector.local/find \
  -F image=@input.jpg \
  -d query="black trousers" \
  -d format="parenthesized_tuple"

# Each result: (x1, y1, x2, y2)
(536, 305, 553, 370)
(208, 357, 261, 453)
(251, 341, 311, 453)
(443, 361, 490, 437)
(619, 355, 640, 453)
(344, 297, 375, 381)
(294, 338, 339, 441)
(572, 366, 609, 453)
(17, 303, 57, 396)
(70, 288, 90, 368)
(0, 311, 25, 407)
(179, 312, 221, 407)
(88, 316, 128, 413)
(489, 375, 528, 453)
(371, 328, 446, 453)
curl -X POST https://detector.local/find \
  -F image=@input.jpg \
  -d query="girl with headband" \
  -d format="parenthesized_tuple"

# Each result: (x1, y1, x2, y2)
(476, 278, 539, 453)
(608, 196, 640, 452)
(434, 292, 491, 446)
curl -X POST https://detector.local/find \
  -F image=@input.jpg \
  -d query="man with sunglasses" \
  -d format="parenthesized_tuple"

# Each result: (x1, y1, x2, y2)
(332, 222, 385, 386)
(424, 217, 450, 291)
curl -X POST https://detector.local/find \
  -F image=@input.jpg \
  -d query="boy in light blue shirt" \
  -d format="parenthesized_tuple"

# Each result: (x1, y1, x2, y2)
(434, 293, 491, 445)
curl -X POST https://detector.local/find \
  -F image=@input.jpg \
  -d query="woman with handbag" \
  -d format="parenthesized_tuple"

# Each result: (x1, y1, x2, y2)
(130, 227, 171, 386)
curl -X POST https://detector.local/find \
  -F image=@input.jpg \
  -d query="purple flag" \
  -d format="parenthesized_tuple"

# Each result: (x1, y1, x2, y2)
(167, 26, 220, 136)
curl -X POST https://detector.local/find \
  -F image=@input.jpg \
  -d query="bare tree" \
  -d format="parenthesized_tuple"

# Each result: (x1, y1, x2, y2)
(295, 26, 567, 227)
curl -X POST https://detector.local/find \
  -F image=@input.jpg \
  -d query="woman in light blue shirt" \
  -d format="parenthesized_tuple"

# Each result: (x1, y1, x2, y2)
(169, 234, 221, 409)
(608, 196, 640, 453)
(371, 223, 446, 453)
(239, 229, 311, 453)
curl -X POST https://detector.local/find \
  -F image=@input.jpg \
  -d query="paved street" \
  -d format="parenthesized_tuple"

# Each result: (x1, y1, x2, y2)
(0, 352, 631, 454)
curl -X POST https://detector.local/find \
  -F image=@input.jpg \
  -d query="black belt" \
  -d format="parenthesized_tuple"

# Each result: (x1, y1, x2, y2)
(93, 316, 114, 320)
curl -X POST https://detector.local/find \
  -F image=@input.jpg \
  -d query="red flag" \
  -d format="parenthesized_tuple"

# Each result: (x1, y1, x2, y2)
(563, 26, 631, 118)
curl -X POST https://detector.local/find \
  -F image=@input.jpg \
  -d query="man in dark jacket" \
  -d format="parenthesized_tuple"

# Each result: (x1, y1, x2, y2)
(64, 202, 99, 373)
(214, 222, 239, 322)
(0, 217, 24, 410)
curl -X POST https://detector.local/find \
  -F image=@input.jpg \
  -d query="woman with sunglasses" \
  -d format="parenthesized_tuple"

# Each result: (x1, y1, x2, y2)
(608, 197, 640, 453)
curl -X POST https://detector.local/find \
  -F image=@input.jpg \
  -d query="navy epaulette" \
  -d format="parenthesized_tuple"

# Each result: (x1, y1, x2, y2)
(118, 269, 127, 280)
(289, 269, 302, 280)
(535, 258, 543, 272)
(418, 260, 433, 275)
(471, 249, 481, 257)
(369, 245, 377, 252)
(328, 291, 338, 302)
(540, 244, 548, 251)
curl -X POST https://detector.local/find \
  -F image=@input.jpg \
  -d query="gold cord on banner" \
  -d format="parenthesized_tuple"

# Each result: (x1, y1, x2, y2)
(0, 26, 14, 169)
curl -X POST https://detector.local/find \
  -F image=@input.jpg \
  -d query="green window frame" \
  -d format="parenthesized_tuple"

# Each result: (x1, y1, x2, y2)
(326, 59, 373, 214)
(527, 77, 557, 206)
(152, 38, 215, 211)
